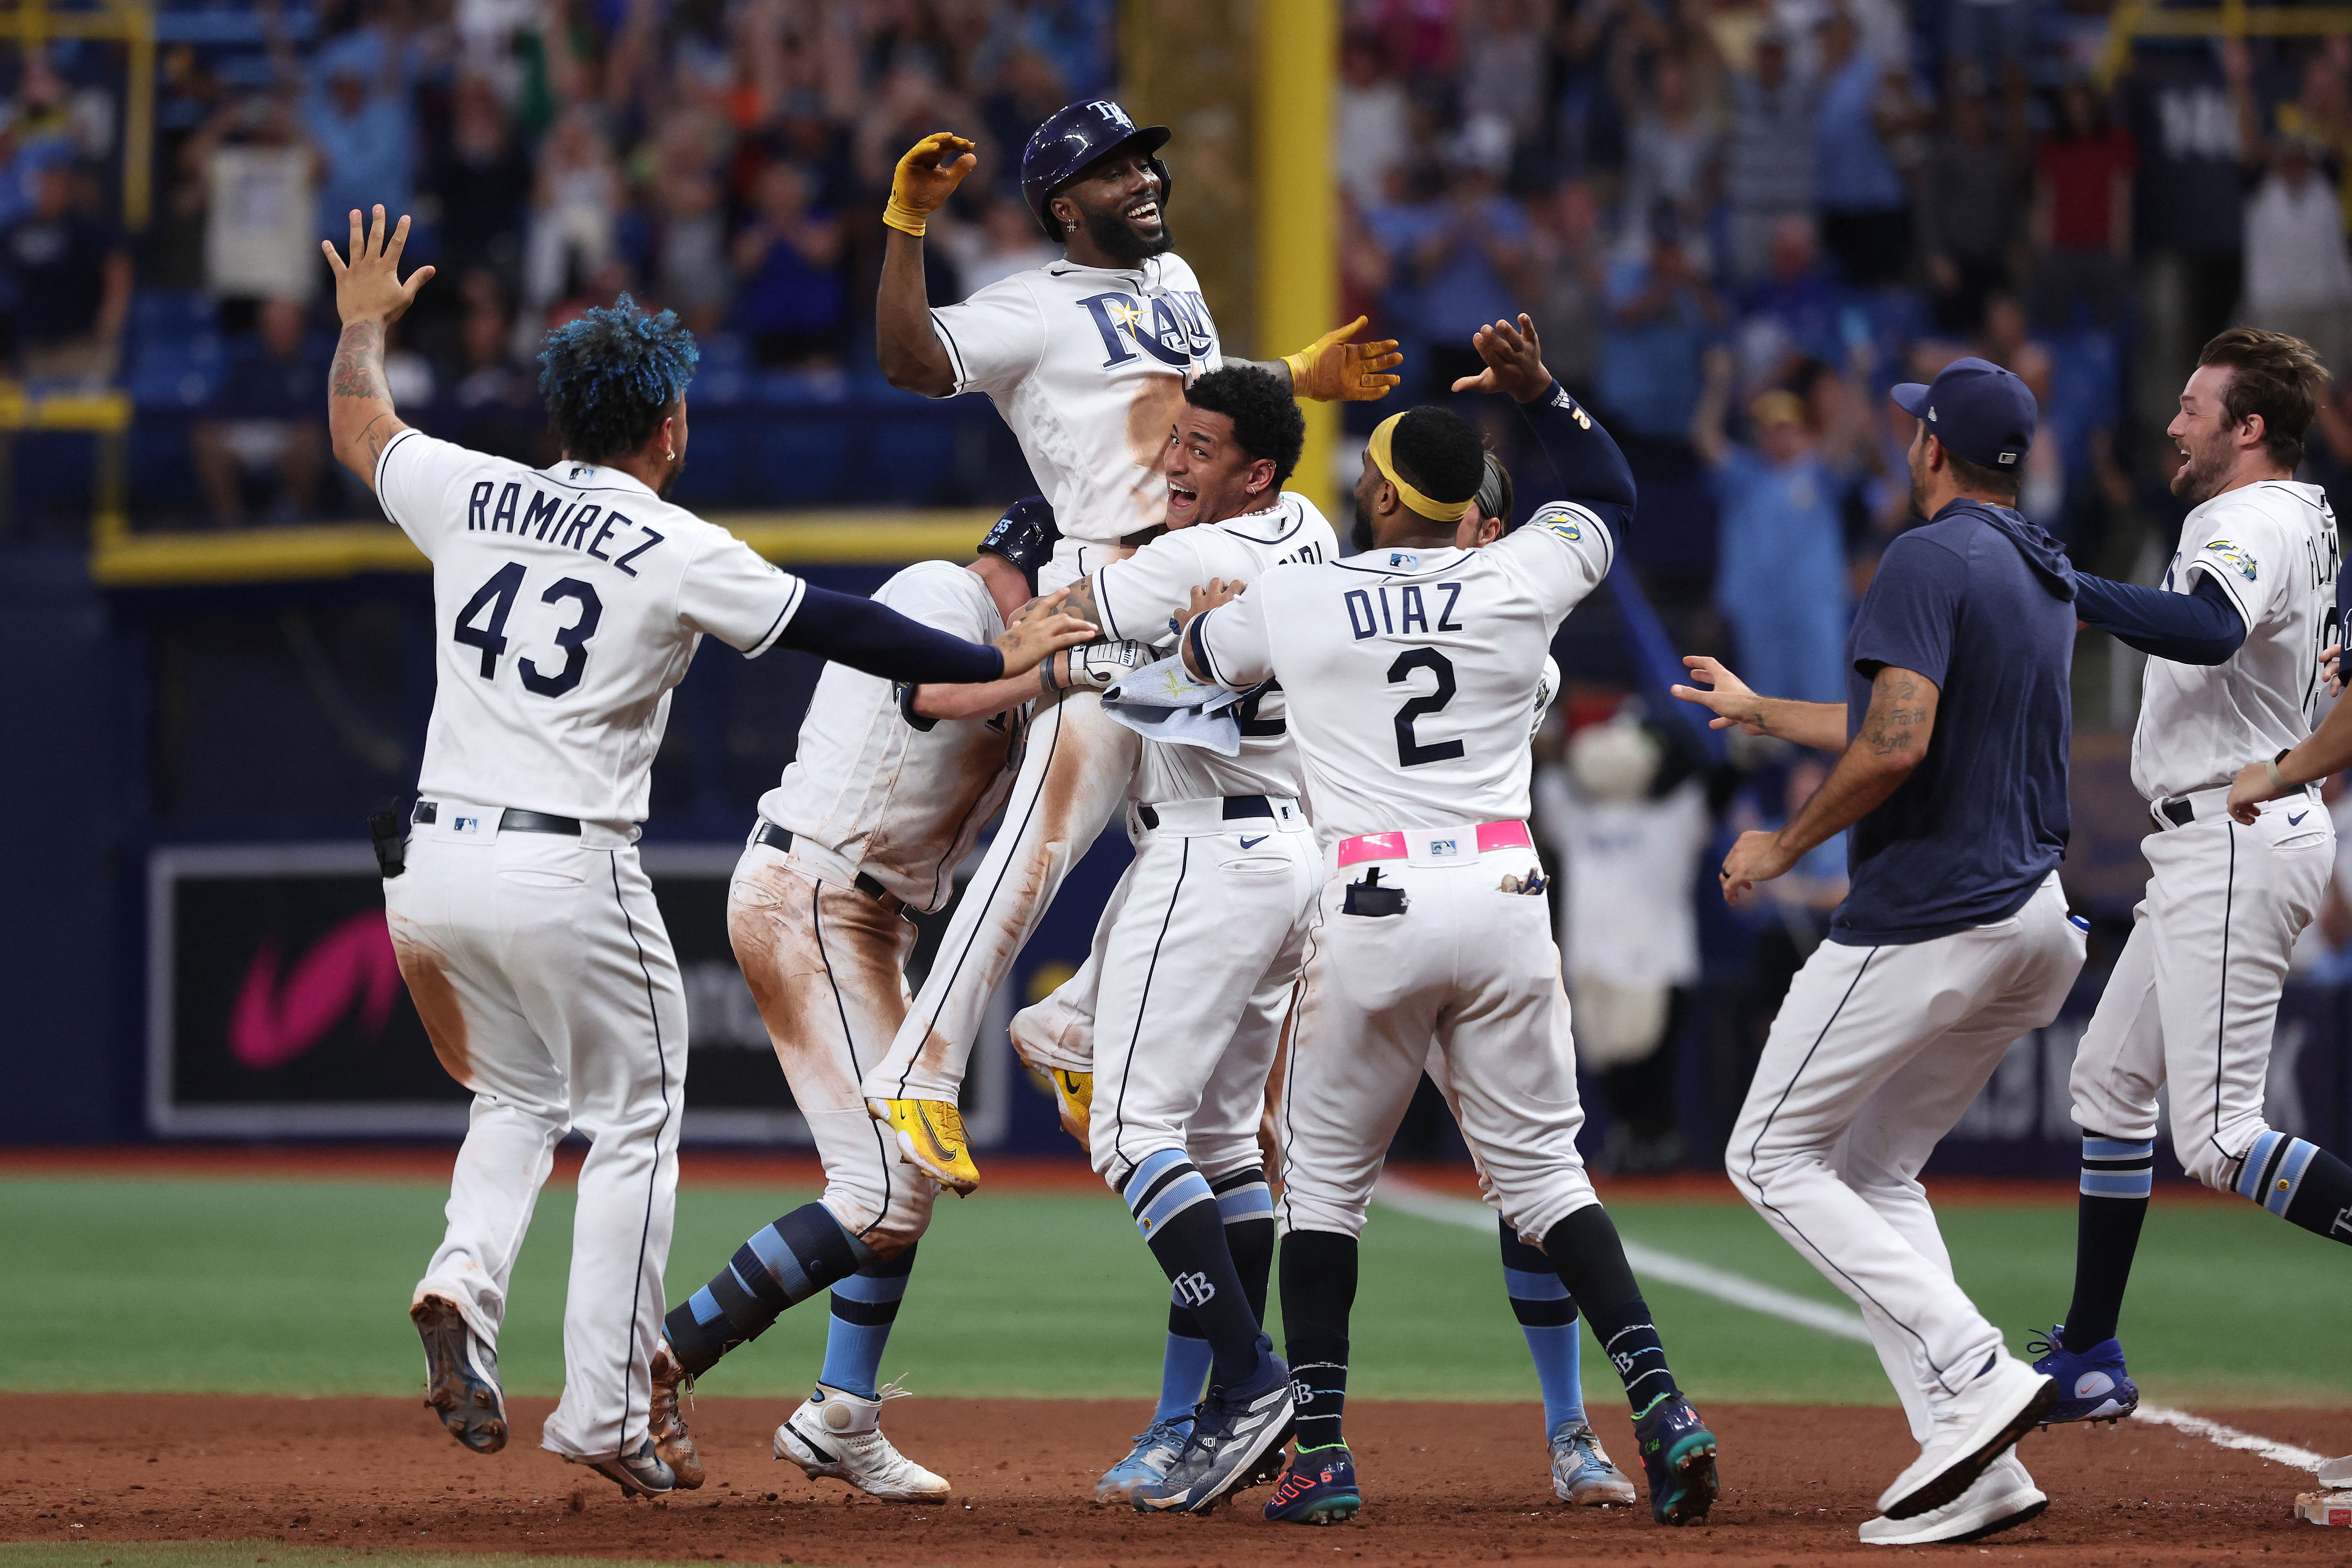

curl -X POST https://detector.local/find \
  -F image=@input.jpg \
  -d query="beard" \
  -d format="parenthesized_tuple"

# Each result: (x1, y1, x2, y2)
(1350, 497, 1375, 555)
(1082, 204, 1175, 262)
(657, 454, 686, 499)
(2169, 438, 2231, 506)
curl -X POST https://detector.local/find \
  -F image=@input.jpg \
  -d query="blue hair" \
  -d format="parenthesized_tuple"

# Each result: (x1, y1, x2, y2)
(535, 293, 700, 464)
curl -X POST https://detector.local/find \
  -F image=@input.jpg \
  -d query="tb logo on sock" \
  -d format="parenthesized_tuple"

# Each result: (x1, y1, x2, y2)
(1173, 1271, 1218, 1308)
(2332, 1205, 2352, 1240)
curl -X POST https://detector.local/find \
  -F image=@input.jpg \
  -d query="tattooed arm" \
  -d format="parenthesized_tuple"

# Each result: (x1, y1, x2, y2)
(322, 204, 435, 489)
(1716, 664, 1940, 906)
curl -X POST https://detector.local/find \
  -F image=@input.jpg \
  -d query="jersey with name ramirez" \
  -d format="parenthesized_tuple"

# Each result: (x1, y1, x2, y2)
(2133, 478, 2341, 800)
(928, 253, 1220, 547)
(1192, 503, 1613, 842)
(757, 561, 1020, 913)
(376, 430, 804, 830)
(1093, 491, 1337, 805)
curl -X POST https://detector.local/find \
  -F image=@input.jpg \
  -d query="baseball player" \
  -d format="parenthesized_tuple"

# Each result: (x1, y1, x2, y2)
(640, 500, 1128, 1501)
(1180, 401, 1721, 1529)
(2033, 328, 2349, 1425)
(1672, 357, 2078, 1544)
(320, 208, 1093, 1497)
(861, 102, 1401, 1189)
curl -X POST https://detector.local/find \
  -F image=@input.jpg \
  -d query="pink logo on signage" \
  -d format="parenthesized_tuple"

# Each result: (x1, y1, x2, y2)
(229, 911, 403, 1070)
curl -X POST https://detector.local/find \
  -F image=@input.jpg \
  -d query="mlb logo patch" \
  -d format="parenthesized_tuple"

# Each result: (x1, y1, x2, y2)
(1428, 838, 1459, 857)
(1388, 552, 1418, 569)
(2206, 540, 2258, 582)
(450, 814, 483, 836)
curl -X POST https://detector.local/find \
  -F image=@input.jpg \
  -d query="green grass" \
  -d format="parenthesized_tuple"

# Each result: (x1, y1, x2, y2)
(0, 1546, 784, 1568)
(3, 1175, 2343, 1407)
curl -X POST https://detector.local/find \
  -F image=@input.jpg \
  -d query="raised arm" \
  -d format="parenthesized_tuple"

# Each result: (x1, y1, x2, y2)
(323, 204, 435, 489)
(1450, 312, 1635, 529)
(1670, 654, 1849, 751)
(875, 133, 974, 397)
(1719, 664, 1939, 905)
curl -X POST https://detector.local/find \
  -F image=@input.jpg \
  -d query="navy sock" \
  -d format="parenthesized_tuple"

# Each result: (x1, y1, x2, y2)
(2244, 1132, 2352, 1246)
(1123, 1150, 1261, 1386)
(2061, 1135, 2154, 1351)
(662, 1202, 866, 1376)
(819, 1243, 916, 1400)
(1214, 1166, 1276, 1324)
(1280, 1228, 1356, 1451)
(1543, 1205, 1679, 1415)
(1500, 1217, 1584, 1436)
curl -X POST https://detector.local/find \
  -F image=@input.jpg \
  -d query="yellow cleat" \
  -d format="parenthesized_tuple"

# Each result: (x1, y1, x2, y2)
(869, 1097, 981, 1194)
(1045, 1068, 1093, 1144)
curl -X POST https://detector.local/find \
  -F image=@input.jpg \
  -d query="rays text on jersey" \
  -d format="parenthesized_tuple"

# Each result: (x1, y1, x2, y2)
(467, 480, 667, 577)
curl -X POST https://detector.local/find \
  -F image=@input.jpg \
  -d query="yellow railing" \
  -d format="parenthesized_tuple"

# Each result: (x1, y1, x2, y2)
(2102, 0, 2352, 84)
(2, 0, 155, 228)
(2, 382, 131, 544)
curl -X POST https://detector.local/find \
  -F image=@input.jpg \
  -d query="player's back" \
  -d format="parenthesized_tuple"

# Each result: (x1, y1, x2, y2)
(1199, 505, 1613, 841)
(377, 431, 805, 834)
(2134, 479, 2342, 799)
(761, 561, 1020, 912)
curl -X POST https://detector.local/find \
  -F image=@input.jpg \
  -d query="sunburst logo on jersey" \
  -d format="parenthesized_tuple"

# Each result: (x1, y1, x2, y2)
(2205, 540, 2258, 582)
(1104, 299, 1146, 334)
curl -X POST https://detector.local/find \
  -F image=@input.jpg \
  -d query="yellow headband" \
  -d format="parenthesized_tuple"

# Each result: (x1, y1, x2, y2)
(1367, 413, 1472, 523)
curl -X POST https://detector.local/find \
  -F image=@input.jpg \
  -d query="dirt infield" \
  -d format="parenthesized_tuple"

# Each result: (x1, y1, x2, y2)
(8, 1395, 2348, 1565)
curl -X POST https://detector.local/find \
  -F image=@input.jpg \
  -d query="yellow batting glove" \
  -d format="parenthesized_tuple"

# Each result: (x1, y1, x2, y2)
(1282, 316, 1404, 402)
(884, 132, 977, 237)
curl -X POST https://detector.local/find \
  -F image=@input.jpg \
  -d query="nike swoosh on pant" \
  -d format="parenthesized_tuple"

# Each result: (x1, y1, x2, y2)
(1239, 836, 1267, 848)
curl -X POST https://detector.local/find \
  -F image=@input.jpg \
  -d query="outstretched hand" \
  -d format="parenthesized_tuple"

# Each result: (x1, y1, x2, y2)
(887, 132, 976, 234)
(1449, 313, 1553, 403)
(1670, 655, 1767, 734)
(323, 205, 434, 328)
(1284, 318, 1403, 402)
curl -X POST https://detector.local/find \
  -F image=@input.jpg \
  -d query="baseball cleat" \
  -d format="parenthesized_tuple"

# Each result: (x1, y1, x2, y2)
(1860, 1453, 2046, 1545)
(773, 1379, 950, 1501)
(1632, 1393, 1719, 1526)
(1551, 1420, 1637, 1506)
(1095, 1415, 1192, 1503)
(1131, 1337, 1295, 1514)
(1879, 1355, 2056, 1521)
(2027, 1326, 2139, 1425)
(1045, 1068, 1093, 1142)
(411, 1294, 507, 1453)
(868, 1097, 981, 1193)
(648, 1339, 705, 1489)
(1264, 1444, 1360, 1524)
(570, 1437, 678, 1496)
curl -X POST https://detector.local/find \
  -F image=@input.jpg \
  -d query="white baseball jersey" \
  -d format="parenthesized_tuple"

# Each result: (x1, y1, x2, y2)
(1191, 503, 1614, 841)
(928, 253, 1221, 546)
(757, 561, 1021, 912)
(2132, 478, 2341, 800)
(376, 430, 805, 831)
(1093, 491, 1338, 805)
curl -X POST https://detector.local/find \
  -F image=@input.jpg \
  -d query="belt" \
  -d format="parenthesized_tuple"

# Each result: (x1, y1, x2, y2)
(753, 822, 902, 912)
(414, 801, 581, 835)
(2150, 781, 2316, 831)
(1335, 819, 1533, 868)
(1131, 794, 1299, 834)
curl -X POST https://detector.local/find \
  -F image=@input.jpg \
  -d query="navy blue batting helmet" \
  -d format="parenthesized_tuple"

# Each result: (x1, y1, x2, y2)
(978, 495, 1059, 591)
(1020, 99, 1172, 244)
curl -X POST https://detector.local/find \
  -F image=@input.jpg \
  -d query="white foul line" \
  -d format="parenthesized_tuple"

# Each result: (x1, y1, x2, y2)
(1371, 1171, 2342, 1479)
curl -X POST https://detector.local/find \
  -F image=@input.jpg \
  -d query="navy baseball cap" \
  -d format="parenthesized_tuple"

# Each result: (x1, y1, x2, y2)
(1890, 357, 2037, 472)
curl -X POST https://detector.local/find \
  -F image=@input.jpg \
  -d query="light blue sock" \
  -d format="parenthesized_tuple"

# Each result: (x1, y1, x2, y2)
(1156, 1324, 1215, 1423)
(817, 1245, 916, 1400)
(1499, 1218, 1584, 1437)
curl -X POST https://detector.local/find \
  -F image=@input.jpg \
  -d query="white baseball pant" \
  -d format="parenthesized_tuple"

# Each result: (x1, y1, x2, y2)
(1277, 831, 1599, 1243)
(1086, 797, 1317, 1187)
(727, 839, 937, 1254)
(386, 816, 684, 1466)
(861, 686, 1139, 1104)
(1729, 874, 2084, 1405)
(2070, 794, 2334, 1192)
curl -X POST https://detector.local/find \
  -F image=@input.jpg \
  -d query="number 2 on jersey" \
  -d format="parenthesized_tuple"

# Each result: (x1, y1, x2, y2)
(453, 562, 604, 697)
(1389, 648, 1464, 766)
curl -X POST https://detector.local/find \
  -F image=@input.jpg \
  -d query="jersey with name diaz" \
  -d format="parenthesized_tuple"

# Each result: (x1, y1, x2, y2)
(462, 462, 667, 576)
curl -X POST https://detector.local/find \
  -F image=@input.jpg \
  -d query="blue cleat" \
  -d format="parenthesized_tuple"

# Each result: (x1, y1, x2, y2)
(1264, 1444, 1360, 1525)
(1551, 1421, 1637, 1506)
(1131, 1337, 1295, 1515)
(2028, 1326, 2139, 1425)
(1095, 1415, 1192, 1503)
(1632, 1393, 1719, 1527)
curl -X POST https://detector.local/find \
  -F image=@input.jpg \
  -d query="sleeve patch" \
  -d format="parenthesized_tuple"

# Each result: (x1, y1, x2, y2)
(2203, 539, 2258, 582)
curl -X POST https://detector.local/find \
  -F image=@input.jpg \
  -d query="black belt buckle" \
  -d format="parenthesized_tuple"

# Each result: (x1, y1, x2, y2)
(2161, 798, 2195, 829)
(1343, 866, 1408, 917)
(369, 807, 406, 879)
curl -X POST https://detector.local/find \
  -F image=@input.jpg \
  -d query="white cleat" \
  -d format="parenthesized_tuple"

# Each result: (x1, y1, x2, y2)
(1860, 1454, 2046, 1545)
(773, 1379, 951, 1501)
(1878, 1355, 2056, 1521)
